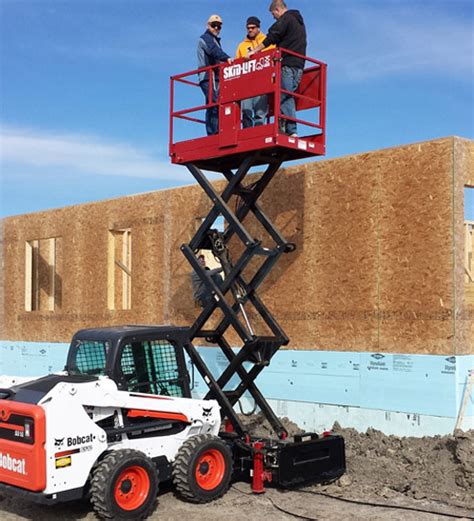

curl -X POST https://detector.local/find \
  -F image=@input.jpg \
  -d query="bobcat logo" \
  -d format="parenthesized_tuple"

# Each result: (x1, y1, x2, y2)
(54, 438, 65, 448)
(202, 407, 213, 418)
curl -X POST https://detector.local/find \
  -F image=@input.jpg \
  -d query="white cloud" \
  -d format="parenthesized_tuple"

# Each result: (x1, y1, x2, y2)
(0, 124, 191, 182)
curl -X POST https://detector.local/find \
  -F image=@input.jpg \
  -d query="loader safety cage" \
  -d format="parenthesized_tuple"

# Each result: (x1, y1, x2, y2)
(169, 48, 327, 171)
(170, 49, 329, 441)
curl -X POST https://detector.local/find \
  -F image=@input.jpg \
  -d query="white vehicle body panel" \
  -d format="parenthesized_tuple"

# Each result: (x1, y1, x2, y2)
(0, 376, 40, 388)
(36, 377, 220, 494)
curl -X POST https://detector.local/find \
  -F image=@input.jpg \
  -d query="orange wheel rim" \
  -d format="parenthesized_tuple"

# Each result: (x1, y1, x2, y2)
(114, 465, 150, 511)
(195, 449, 225, 490)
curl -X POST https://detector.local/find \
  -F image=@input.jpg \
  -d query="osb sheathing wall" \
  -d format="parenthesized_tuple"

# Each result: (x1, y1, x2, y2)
(1, 137, 473, 355)
(455, 138, 474, 354)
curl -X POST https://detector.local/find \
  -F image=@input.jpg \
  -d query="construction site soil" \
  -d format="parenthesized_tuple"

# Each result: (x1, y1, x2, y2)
(244, 414, 474, 511)
(0, 415, 472, 520)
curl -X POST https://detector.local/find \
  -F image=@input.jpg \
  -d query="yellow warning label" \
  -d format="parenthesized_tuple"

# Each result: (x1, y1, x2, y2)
(55, 456, 71, 469)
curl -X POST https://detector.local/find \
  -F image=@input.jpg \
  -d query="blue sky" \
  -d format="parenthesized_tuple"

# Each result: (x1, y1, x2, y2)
(1, 0, 473, 218)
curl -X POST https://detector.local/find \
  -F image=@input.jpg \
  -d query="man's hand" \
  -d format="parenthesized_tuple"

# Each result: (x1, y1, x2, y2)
(227, 58, 233, 64)
(246, 43, 265, 60)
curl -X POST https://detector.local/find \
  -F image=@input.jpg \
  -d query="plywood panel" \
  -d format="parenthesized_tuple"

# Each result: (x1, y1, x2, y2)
(463, 138, 474, 187)
(455, 138, 474, 354)
(378, 139, 455, 354)
(260, 157, 379, 351)
(1, 137, 472, 355)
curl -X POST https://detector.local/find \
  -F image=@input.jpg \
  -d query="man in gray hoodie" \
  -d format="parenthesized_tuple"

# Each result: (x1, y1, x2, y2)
(246, 1, 307, 136)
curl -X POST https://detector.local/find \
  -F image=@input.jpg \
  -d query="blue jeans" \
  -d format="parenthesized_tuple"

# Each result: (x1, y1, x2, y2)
(280, 66, 303, 135)
(242, 95, 268, 128)
(200, 80, 219, 135)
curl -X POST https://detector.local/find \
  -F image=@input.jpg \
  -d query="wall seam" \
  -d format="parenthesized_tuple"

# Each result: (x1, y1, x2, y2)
(162, 198, 173, 323)
(376, 164, 381, 350)
(452, 137, 457, 356)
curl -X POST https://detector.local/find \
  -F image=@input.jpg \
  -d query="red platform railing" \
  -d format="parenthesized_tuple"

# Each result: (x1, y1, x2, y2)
(169, 48, 327, 168)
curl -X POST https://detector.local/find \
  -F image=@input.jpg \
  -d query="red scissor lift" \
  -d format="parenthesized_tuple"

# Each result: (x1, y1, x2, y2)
(170, 49, 345, 491)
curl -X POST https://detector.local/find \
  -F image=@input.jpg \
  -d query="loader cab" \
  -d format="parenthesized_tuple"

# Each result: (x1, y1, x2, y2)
(66, 325, 192, 398)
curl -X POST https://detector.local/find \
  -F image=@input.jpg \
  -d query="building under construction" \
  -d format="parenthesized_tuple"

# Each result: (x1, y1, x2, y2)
(1, 135, 473, 436)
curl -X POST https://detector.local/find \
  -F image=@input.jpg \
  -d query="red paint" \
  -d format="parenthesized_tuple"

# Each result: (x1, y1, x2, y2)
(0, 400, 46, 492)
(114, 465, 150, 511)
(0, 422, 25, 432)
(195, 449, 226, 491)
(169, 48, 327, 167)
(251, 441, 272, 494)
(54, 449, 80, 458)
(127, 409, 190, 423)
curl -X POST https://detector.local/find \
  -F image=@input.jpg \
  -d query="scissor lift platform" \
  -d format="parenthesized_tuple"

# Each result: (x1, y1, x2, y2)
(169, 48, 327, 171)
(170, 48, 329, 438)
(168, 48, 345, 490)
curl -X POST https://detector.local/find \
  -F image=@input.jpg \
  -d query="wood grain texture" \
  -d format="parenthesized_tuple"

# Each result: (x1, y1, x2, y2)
(455, 138, 474, 354)
(1, 137, 472, 355)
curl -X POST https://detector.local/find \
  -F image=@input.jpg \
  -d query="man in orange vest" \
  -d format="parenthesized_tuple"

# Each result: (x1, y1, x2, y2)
(235, 17, 274, 128)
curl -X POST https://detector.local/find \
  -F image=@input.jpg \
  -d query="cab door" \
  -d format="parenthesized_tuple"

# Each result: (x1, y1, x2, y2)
(117, 338, 191, 398)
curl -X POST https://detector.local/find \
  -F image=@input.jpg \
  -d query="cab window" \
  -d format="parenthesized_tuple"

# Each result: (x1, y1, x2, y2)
(120, 340, 185, 397)
(69, 340, 109, 376)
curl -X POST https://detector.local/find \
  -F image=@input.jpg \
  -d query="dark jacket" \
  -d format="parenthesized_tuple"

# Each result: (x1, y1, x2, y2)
(191, 267, 223, 306)
(197, 29, 230, 83)
(263, 10, 307, 68)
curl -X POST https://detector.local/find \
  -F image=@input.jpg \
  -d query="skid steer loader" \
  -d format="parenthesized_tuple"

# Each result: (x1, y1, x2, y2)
(0, 325, 344, 519)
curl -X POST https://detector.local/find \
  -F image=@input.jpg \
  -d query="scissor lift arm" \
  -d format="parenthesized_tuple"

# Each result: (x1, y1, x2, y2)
(181, 154, 292, 438)
(171, 48, 346, 490)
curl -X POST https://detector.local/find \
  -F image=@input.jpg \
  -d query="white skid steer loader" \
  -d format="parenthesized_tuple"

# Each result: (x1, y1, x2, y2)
(0, 325, 345, 519)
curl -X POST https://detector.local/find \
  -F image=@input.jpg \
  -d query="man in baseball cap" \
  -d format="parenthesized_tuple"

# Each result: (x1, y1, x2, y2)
(208, 14, 223, 25)
(197, 15, 231, 135)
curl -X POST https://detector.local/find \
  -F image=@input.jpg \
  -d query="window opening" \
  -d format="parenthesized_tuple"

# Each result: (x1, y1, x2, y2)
(25, 237, 61, 311)
(108, 228, 132, 310)
(464, 187, 474, 306)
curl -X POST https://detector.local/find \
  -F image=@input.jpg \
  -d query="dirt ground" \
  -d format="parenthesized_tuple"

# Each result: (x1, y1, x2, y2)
(0, 484, 472, 521)
(0, 415, 473, 520)
(243, 414, 474, 510)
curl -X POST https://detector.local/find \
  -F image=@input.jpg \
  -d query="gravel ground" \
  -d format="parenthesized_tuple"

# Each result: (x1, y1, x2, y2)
(0, 483, 472, 521)
(0, 414, 472, 520)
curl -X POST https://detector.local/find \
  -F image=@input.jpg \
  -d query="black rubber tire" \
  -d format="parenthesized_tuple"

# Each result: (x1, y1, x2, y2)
(90, 449, 158, 520)
(172, 433, 233, 503)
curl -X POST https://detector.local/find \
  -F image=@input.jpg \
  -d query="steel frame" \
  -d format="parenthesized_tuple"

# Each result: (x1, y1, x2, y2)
(181, 152, 298, 439)
(172, 49, 328, 439)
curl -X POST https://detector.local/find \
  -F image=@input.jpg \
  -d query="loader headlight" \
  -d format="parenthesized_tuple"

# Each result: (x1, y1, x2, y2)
(24, 421, 32, 439)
